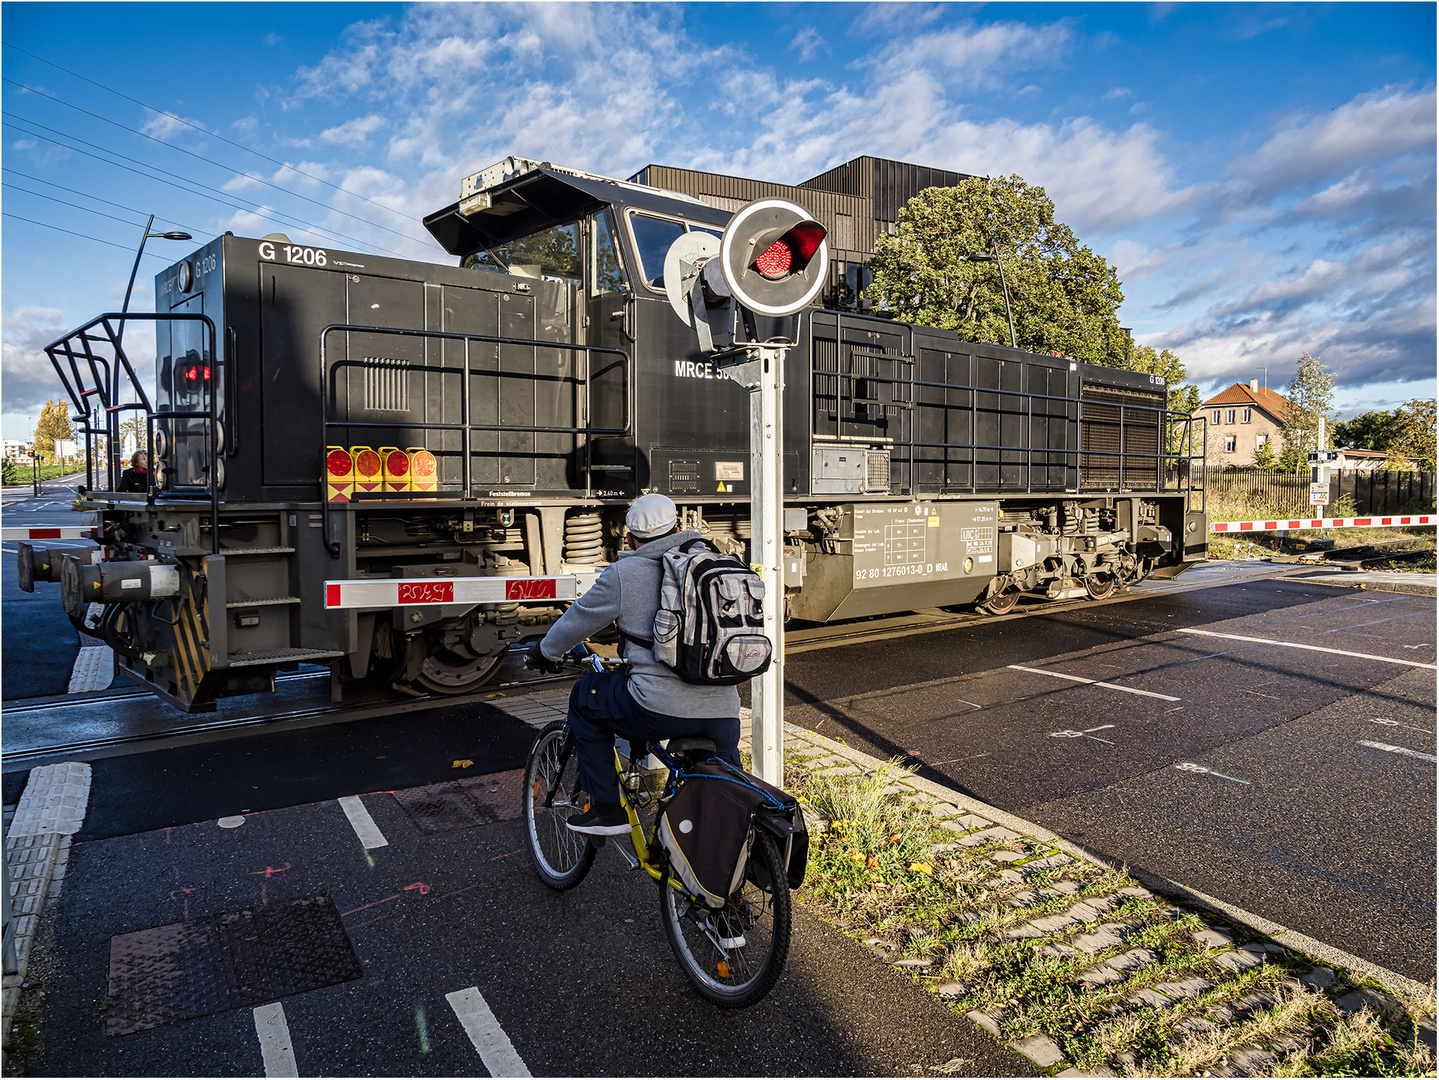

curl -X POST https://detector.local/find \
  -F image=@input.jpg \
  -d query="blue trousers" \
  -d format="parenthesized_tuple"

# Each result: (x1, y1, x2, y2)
(567, 670, 741, 804)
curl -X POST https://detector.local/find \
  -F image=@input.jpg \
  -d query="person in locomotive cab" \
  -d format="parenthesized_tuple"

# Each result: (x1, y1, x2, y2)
(526, 493, 742, 836)
(117, 451, 149, 492)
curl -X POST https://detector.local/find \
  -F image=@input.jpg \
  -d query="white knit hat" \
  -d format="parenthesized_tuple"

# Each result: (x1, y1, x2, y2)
(625, 493, 678, 540)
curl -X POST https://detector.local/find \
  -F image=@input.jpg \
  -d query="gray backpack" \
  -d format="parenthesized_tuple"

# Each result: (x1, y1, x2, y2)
(647, 538, 772, 685)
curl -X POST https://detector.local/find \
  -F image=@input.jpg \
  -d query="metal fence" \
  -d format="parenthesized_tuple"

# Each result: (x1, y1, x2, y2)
(1206, 467, 1436, 517)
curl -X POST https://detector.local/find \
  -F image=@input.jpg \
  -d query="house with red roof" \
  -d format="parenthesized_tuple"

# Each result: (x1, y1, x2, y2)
(1192, 379, 1292, 466)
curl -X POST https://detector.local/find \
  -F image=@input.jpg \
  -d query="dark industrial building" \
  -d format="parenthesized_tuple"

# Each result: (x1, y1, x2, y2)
(629, 156, 972, 310)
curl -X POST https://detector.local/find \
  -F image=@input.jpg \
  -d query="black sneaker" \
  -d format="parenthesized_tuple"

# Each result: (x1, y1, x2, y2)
(565, 804, 630, 836)
(710, 911, 747, 950)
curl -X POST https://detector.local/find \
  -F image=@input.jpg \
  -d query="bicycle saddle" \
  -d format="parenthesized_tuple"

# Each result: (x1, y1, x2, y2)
(666, 737, 718, 754)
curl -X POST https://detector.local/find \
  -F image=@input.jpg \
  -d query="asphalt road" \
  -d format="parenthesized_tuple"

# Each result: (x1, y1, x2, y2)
(782, 574, 1437, 982)
(5, 540, 1434, 1074)
(22, 748, 1029, 1078)
(1, 478, 104, 698)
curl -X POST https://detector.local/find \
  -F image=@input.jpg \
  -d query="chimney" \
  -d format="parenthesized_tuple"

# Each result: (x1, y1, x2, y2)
(1250, 378, 1259, 393)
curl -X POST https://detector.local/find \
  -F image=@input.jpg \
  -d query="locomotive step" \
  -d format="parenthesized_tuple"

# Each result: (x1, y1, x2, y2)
(227, 648, 344, 667)
(223, 596, 302, 609)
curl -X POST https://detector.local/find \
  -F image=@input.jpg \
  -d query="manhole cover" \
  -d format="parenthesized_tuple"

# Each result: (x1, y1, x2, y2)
(391, 768, 524, 834)
(106, 894, 362, 1036)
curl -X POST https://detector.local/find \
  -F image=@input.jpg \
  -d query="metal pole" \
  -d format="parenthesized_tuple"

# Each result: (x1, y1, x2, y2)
(117, 215, 154, 350)
(748, 342, 786, 787)
(993, 243, 1017, 349)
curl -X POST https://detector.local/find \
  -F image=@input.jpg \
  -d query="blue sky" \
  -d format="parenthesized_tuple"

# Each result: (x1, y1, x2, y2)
(2, 2, 1434, 441)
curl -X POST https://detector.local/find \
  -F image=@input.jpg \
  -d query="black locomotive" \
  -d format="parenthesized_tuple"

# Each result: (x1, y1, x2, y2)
(25, 158, 1206, 711)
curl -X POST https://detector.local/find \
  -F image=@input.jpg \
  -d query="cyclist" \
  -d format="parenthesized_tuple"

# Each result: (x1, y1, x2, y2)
(527, 493, 742, 836)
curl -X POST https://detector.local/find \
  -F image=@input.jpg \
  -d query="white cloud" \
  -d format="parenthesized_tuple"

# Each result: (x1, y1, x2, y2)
(1227, 86, 1435, 202)
(791, 26, 823, 61)
(319, 115, 385, 147)
(1, 305, 72, 417)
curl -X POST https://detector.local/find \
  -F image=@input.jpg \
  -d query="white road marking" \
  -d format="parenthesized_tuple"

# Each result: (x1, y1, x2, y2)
(1175, 762, 1250, 784)
(447, 986, 532, 1077)
(1366, 717, 1434, 736)
(1050, 724, 1115, 743)
(1358, 740, 1437, 764)
(338, 795, 389, 849)
(1176, 629, 1437, 670)
(253, 1002, 298, 1076)
(67, 645, 113, 693)
(1008, 664, 1181, 701)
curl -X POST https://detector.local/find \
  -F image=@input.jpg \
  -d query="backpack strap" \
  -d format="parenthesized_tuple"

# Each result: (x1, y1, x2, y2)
(618, 628, 654, 654)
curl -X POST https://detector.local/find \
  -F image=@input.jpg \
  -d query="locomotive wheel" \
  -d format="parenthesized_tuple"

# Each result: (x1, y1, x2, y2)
(1084, 572, 1117, 601)
(414, 650, 505, 695)
(976, 585, 1020, 616)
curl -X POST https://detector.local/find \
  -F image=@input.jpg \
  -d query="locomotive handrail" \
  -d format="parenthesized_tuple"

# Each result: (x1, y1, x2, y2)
(44, 312, 220, 548)
(318, 322, 632, 558)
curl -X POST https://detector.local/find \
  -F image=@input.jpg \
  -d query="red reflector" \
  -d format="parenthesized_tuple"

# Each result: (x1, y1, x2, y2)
(30, 528, 61, 539)
(754, 240, 794, 279)
(327, 449, 353, 475)
(355, 450, 381, 477)
(386, 451, 409, 475)
(326, 584, 341, 608)
(397, 581, 454, 604)
(411, 450, 436, 478)
(507, 578, 557, 601)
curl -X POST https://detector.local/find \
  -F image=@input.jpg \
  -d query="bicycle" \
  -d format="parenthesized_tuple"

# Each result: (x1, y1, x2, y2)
(520, 648, 793, 1008)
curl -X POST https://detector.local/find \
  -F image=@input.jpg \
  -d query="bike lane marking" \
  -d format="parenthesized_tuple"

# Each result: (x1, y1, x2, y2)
(446, 986, 531, 1077)
(1006, 664, 1180, 701)
(338, 795, 389, 849)
(252, 1002, 298, 1077)
(1357, 740, 1437, 764)
(1175, 629, 1436, 670)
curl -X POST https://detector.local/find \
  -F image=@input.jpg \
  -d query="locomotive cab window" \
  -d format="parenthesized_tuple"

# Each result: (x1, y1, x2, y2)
(625, 211, 721, 291)
(462, 220, 581, 285)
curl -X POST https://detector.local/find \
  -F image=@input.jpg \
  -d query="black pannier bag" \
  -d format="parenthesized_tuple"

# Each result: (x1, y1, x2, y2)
(657, 758, 808, 908)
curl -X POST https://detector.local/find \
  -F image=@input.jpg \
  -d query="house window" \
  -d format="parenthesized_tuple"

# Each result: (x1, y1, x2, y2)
(1226, 409, 1236, 424)
(1242, 408, 1252, 423)
(1224, 435, 1237, 453)
(1212, 410, 1222, 425)
(1256, 433, 1268, 449)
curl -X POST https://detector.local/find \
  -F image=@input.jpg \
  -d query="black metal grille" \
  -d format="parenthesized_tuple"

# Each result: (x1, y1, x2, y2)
(1080, 384, 1164, 491)
(105, 895, 363, 1036)
(391, 768, 525, 834)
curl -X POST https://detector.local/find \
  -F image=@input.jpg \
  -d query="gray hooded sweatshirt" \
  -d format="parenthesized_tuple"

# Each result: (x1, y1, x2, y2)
(538, 530, 742, 718)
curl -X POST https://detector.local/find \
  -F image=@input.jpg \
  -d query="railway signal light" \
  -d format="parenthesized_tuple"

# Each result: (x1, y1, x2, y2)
(381, 446, 411, 492)
(718, 199, 828, 318)
(326, 446, 354, 502)
(352, 447, 383, 495)
(408, 448, 437, 494)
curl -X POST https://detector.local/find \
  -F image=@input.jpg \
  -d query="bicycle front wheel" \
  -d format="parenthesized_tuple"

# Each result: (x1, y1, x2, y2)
(660, 828, 792, 1008)
(523, 719, 596, 890)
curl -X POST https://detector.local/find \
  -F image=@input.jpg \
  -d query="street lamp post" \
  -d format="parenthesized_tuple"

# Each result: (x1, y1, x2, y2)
(965, 251, 1016, 349)
(114, 216, 191, 488)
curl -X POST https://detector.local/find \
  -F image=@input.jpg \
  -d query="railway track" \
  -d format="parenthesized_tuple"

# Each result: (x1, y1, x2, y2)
(4, 561, 1304, 770)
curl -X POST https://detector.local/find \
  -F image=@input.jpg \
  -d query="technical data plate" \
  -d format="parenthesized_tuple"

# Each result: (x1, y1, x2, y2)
(105, 895, 363, 1036)
(390, 768, 525, 834)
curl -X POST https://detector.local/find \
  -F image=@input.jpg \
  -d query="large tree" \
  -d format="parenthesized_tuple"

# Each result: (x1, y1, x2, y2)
(866, 176, 1129, 365)
(1389, 398, 1436, 471)
(1332, 410, 1400, 451)
(1280, 353, 1336, 469)
(1124, 344, 1200, 415)
(33, 397, 74, 459)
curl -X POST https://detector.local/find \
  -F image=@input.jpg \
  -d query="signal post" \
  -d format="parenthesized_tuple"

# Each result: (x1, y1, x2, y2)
(663, 197, 829, 787)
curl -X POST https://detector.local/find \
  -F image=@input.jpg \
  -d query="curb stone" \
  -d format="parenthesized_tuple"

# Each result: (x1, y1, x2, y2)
(757, 714, 1436, 1075)
(2, 762, 91, 1060)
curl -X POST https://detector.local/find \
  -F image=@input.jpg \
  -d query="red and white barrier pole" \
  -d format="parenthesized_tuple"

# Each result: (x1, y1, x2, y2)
(1211, 514, 1435, 534)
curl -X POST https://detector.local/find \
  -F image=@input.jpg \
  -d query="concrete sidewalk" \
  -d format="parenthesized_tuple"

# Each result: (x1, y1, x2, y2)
(1289, 569, 1436, 596)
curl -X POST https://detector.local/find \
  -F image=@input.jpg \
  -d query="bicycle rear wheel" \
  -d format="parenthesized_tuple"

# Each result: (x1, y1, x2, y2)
(523, 719, 596, 889)
(659, 828, 791, 1008)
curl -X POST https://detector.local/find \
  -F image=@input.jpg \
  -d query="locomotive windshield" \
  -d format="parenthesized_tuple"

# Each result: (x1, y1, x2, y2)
(626, 210, 721, 289)
(462, 220, 581, 283)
